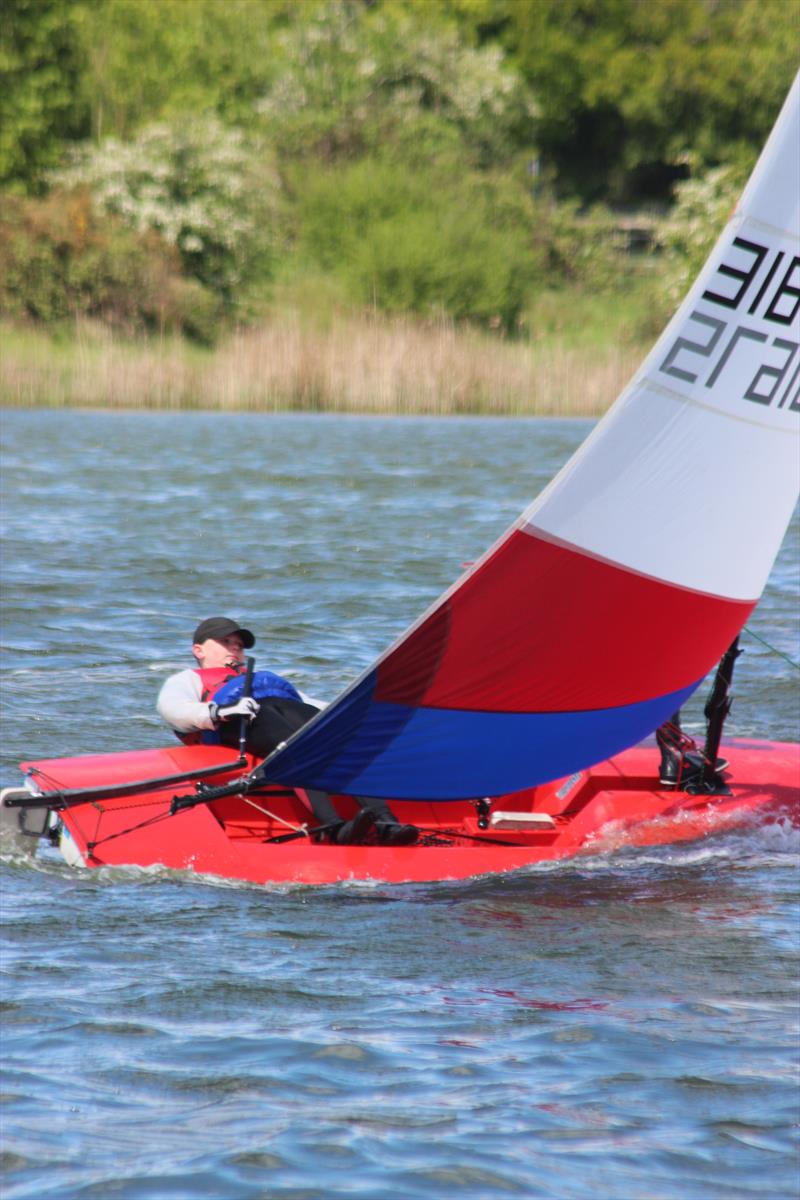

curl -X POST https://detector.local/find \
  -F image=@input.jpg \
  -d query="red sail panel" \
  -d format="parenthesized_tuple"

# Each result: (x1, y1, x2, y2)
(375, 528, 754, 713)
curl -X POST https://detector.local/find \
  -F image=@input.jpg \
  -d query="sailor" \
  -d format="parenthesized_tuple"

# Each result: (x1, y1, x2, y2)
(157, 617, 419, 846)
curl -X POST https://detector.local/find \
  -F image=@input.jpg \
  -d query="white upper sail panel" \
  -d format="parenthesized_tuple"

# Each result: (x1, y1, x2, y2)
(525, 72, 800, 602)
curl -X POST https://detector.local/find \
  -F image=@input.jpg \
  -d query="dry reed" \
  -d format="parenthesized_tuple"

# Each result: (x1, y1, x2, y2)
(0, 313, 646, 416)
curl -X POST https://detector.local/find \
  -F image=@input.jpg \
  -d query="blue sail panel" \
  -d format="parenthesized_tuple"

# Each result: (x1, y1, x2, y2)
(261, 676, 700, 800)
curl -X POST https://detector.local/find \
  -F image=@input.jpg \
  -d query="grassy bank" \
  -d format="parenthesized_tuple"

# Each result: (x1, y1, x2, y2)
(0, 295, 653, 416)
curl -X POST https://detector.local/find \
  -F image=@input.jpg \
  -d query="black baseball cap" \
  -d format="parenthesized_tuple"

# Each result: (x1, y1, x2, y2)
(192, 617, 255, 649)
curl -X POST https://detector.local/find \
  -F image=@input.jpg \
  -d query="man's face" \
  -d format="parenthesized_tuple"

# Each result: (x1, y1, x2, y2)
(193, 634, 245, 670)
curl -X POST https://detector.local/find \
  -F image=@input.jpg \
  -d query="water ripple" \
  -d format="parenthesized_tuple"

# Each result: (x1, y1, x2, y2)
(1, 412, 798, 1200)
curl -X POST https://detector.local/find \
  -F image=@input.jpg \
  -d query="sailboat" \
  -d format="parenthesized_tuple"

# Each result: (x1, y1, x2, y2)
(3, 75, 799, 885)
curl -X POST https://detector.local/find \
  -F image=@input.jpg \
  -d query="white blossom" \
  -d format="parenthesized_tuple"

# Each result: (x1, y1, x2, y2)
(52, 115, 281, 298)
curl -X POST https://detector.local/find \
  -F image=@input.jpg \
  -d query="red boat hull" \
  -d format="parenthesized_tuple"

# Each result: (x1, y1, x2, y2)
(15, 738, 799, 885)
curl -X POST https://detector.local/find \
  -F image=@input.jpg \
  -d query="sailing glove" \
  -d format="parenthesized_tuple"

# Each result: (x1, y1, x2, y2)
(210, 697, 260, 724)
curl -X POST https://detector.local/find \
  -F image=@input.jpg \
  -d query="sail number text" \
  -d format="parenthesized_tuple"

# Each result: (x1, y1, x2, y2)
(659, 237, 799, 412)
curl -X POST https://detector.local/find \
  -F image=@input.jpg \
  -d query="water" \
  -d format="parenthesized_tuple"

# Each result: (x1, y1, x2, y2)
(1, 410, 799, 1200)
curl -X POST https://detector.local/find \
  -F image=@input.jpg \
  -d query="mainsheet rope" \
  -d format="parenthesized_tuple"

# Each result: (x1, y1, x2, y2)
(742, 625, 800, 671)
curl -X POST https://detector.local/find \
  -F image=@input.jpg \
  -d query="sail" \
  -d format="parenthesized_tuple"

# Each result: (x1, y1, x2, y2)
(261, 74, 800, 801)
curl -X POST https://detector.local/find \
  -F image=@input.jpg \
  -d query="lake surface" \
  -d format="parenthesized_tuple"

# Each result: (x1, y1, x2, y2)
(1, 409, 798, 1200)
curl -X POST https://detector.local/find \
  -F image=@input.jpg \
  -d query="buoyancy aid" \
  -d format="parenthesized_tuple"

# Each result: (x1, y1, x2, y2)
(175, 666, 243, 745)
(213, 670, 302, 707)
(196, 666, 242, 702)
(178, 665, 303, 745)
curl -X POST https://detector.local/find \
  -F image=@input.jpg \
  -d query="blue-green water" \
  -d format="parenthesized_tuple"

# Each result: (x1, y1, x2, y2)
(1, 410, 799, 1200)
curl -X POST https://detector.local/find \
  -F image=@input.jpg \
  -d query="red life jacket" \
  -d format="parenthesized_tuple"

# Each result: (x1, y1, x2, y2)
(177, 666, 243, 744)
(195, 665, 243, 701)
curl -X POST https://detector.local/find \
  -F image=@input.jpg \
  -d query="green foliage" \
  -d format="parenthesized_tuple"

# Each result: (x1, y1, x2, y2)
(53, 116, 282, 306)
(532, 197, 630, 292)
(76, 0, 291, 139)
(525, 278, 655, 349)
(290, 157, 540, 331)
(1, 0, 793, 344)
(503, 0, 798, 202)
(257, 0, 536, 169)
(0, 188, 221, 342)
(0, 0, 89, 191)
(657, 161, 747, 308)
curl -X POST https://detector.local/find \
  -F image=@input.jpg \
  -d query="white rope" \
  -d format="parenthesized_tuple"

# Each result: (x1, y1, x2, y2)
(240, 795, 309, 836)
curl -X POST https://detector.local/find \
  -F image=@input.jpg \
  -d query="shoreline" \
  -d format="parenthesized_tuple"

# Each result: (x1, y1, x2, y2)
(0, 312, 647, 417)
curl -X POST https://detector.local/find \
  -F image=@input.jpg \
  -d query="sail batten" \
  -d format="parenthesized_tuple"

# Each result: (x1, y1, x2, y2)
(642, 377, 800, 430)
(260, 73, 800, 801)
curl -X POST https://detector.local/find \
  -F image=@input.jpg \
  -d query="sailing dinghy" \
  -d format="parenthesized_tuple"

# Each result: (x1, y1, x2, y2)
(4, 75, 799, 885)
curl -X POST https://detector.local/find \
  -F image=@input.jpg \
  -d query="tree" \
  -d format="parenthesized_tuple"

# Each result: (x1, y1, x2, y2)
(503, 0, 798, 203)
(76, 0, 292, 140)
(255, 0, 535, 169)
(0, 0, 89, 191)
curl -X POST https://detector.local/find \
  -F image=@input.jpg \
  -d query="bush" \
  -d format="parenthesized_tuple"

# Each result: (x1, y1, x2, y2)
(289, 157, 540, 332)
(656, 162, 747, 308)
(536, 198, 632, 293)
(52, 115, 282, 308)
(0, 188, 222, 342)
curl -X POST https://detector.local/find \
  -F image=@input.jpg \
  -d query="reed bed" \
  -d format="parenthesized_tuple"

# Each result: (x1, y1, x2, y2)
(0, 313, 646, 416)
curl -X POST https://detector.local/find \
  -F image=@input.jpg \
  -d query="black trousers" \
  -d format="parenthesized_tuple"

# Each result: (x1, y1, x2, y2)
(218, 698, 395, 826)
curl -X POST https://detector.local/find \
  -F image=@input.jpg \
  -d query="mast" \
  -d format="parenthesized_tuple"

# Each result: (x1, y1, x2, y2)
(699, 637, 742, 792)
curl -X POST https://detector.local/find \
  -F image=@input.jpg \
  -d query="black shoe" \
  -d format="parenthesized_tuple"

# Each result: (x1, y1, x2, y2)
(376, 822, 419, 846)
(660, 750, 728, 788)
(335, 809, 375, 845)
(659, 750, 682, 788)
(683, 750, 729, 776)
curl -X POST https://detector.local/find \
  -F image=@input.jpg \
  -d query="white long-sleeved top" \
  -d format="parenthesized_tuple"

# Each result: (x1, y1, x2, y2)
(156, 670, 325, 734)
(157, 670, 216, 733)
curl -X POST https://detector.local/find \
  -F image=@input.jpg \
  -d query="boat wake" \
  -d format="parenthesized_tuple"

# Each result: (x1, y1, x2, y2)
(581, 800, 799, 858)
(3, 811, 797, 895)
